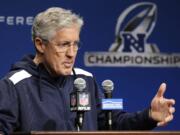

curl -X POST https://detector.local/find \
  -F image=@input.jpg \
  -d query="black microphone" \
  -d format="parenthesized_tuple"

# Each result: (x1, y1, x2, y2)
(70, 78, 91, 131)
(102, 79, 114, 130)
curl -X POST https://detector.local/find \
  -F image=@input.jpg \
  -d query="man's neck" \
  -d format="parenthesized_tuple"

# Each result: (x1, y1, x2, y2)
(33, 54, 42, 65)
(33, 54, 58, 77)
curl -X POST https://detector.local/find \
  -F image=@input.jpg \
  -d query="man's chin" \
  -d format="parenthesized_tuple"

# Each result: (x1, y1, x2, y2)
(62, 68, 72, 76)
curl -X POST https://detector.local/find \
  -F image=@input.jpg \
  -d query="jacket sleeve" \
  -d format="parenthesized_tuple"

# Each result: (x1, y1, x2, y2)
(0, 78, 19, 134)
(95, 80, 157, 130)
(111, 108, 157, 130)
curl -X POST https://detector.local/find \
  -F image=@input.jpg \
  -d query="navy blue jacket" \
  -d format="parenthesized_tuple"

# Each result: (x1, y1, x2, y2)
(0, 55, 157, 134)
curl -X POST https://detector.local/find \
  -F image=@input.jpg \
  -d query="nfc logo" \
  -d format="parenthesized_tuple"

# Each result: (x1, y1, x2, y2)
(122, 33, 145, 52)
(109, 2, 159, 53)
(84, 2, 180, 67)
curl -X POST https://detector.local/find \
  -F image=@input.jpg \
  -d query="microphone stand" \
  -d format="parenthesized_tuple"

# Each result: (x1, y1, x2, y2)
(106, 110, 112, 130)
(105, 92, 112, 130)
(76, 111, 84, 131)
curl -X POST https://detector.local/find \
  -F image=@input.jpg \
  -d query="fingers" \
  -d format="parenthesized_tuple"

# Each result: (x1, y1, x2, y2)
(167, 99, 176, 106)
(157, 114, 174, 127)
(157, 121, 167, 127)
(169, 107, 175, 114)
(161, 98, 176, 106)
(156, 83, 166, 97)
(165, 114, 174, 122)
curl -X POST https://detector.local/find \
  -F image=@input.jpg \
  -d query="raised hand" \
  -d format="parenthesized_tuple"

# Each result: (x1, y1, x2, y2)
(150, 83, 175, 126)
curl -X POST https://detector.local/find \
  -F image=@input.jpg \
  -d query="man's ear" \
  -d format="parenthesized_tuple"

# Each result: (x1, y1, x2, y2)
(34, 37, 46, 53)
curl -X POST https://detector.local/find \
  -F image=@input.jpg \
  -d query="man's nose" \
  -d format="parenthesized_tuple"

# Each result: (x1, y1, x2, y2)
(66, 45, 76, 57)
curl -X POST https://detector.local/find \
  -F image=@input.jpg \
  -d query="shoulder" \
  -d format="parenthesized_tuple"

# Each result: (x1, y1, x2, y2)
(8, 70, 32, 85)
(72, 68, 93, 77)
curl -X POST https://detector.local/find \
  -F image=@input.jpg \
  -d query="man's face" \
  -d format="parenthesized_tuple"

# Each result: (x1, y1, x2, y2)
(43, 26, 80, 76)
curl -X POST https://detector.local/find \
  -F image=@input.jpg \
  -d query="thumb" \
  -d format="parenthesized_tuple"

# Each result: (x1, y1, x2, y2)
(156, 83, 166, 97)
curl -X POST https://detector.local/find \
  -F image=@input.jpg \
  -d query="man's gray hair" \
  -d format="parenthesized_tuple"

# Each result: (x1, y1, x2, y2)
(32, 7, 84, 43)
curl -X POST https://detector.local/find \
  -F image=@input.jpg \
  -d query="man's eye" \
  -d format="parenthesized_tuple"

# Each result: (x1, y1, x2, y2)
(60, 42, 70, 47)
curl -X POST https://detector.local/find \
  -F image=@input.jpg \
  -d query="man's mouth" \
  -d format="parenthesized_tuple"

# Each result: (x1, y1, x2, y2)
(64, 61, 73, 68)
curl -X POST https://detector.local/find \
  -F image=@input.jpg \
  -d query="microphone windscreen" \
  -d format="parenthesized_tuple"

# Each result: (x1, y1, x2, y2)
(74, 78, 86, 91)
(102, 80, 114, 93)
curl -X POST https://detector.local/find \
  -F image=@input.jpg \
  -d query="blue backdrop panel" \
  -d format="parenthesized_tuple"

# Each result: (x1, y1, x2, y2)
(0, 0, 179, 130)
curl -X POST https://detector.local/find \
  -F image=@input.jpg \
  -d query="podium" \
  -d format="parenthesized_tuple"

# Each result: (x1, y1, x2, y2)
(11, 131, 180, 135)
